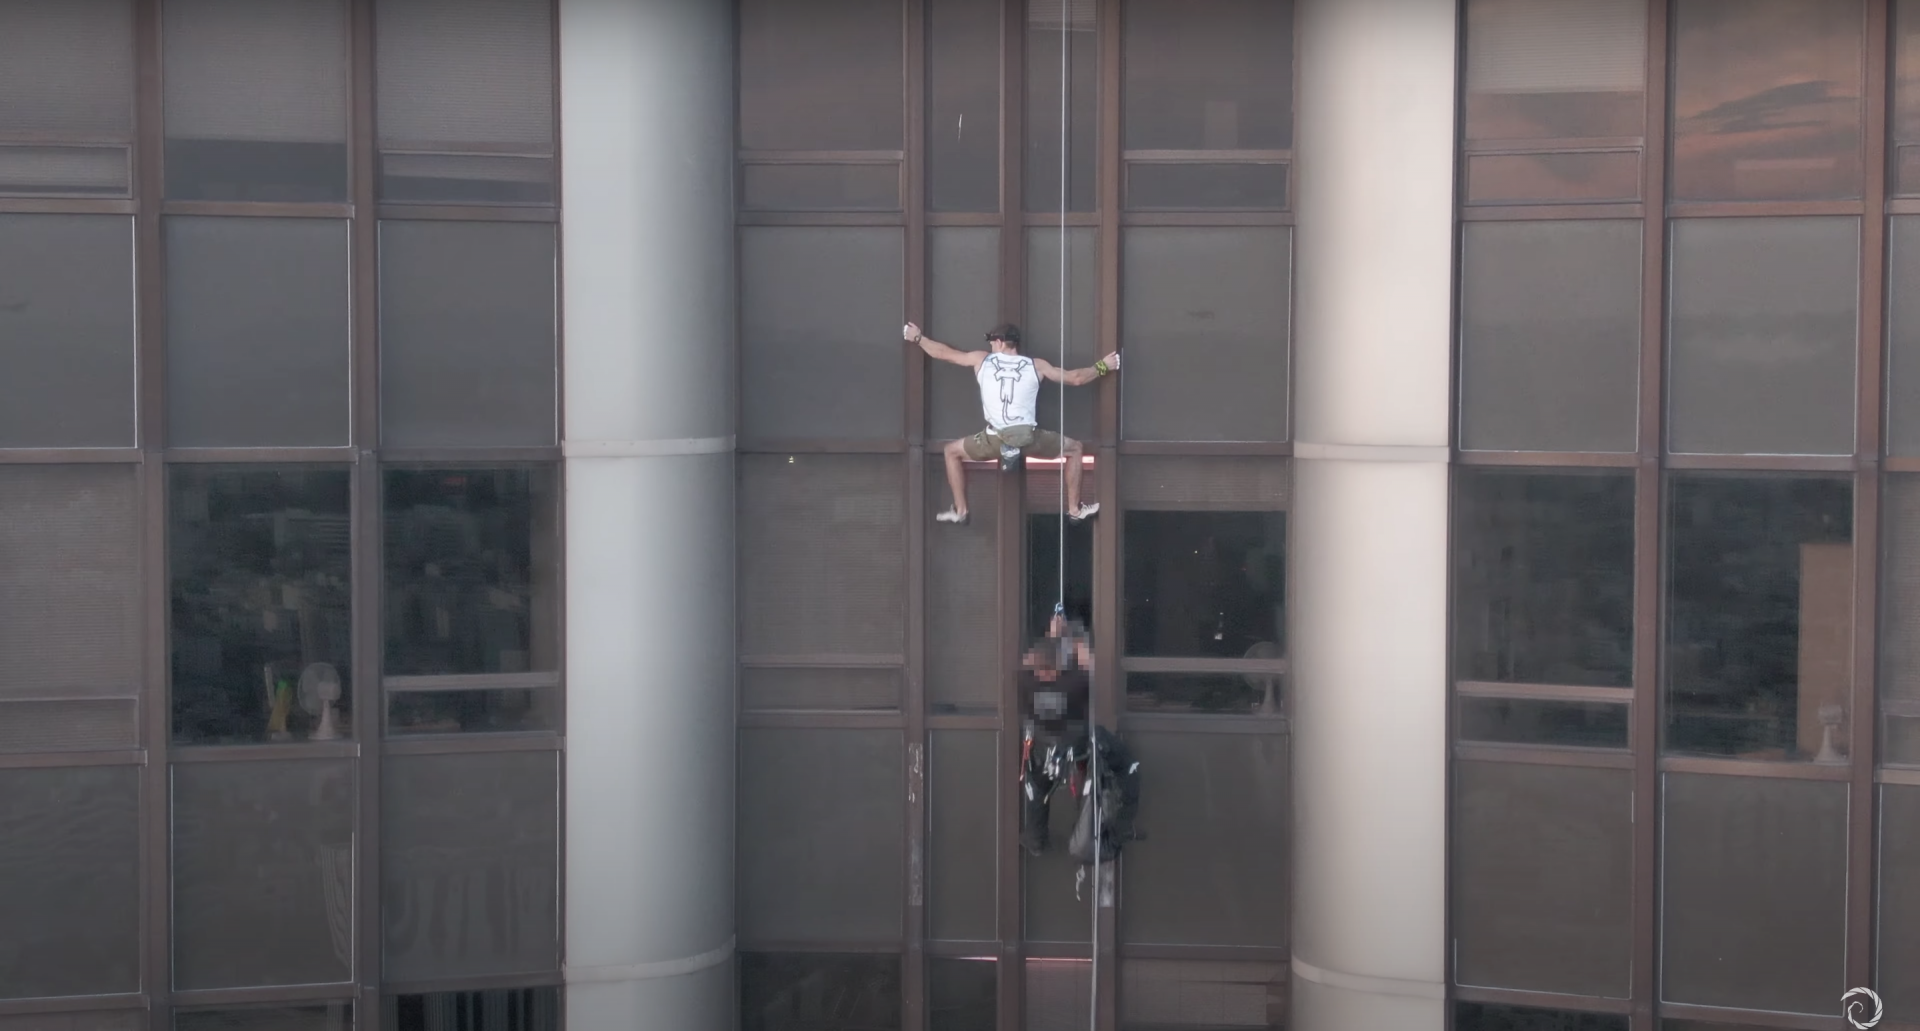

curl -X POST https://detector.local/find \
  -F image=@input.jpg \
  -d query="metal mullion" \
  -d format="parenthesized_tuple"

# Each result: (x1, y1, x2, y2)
(1665, 199, 1867, 219)
(905, 0, 930, 1023)
(1662, 453, 1858, 472)
(1456, 450, 1638, 468)
(169, 742, 363, 764)
(377, 972, 566, 996)
(0, 448, 145, 464)
(0, 749, 147, 770)
(0, 197, 138, 215)
(1117, 211, 1295, 227)
(376, 446, 563, 464)
(1452, 743, 1636, 770)
(1093, 1, 1121, 1026)
(0, 995, 150, 1018)
(1450, 985, 1634, 1015)
(374, 203, 559, 223)
(1632, 0, 1670, 1024)
(169, 983, 359, 1009)
(733, 210, 906, 227)
(1459, 202, 1645, 222)
(380, 733, 564, 757)
(163, 447, 360, 464)
(1848, 0, 1891, 996)
(998, 2, 1026, 1028)
(159, 201, 355, 219)
(1657, 755, 1855, 781)
(1653, 1001, 1841, 1030)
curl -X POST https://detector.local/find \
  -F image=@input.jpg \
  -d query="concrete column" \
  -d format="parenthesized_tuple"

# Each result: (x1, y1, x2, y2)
(1288, 0, 1457, 1028)
(559, 1, 736, 1028)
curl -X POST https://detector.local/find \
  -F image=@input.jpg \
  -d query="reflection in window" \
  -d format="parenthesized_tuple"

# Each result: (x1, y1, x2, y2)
(1665, 474, 1852, 760)
(1670, 0, 1863, 202)
(1453, 470, 1633, 686)
(1124, 511, 1284, 659)
(170, 468, 352, 746)
(929, 957, 996, 1031)
(386, 988, 560, 1031)
(740, 953, 902, 1031)
(384, 468, 557, 676)
(1462, 0, 1646, 205)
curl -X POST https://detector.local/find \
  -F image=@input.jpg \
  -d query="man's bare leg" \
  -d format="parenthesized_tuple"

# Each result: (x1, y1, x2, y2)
(942, 439, 971, 519)
(1063, 438, 1098, 520)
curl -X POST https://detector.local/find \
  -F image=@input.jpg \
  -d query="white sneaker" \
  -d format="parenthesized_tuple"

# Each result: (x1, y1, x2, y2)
(936, 508, 969, 525)
(1068, 502, 1099, 522)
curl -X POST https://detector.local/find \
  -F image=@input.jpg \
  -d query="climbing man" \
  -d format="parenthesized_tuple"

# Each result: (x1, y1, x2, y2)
(902, 320, 1119, 525)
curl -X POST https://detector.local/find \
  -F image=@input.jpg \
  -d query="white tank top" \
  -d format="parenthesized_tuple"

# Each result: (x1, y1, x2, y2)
(976, 353, 1040, 430)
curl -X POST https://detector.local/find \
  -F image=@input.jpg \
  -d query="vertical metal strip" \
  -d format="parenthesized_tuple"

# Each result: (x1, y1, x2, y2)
(348, 0, 383, 1023)
(905, 0, 931, 1021)
(1631, 0, 1672, 1022)
(547, 0, 569, 1013)
(999, 3, 1028, 1029)
(1092, 0, 1123, 1027)
(1849, 0, 1891, 994)
(133, 0, 171, 1022)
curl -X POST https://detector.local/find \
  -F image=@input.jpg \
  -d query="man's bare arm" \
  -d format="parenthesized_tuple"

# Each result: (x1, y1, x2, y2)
(1035, 351, 1121, 386)
(904, 322, 985, 368)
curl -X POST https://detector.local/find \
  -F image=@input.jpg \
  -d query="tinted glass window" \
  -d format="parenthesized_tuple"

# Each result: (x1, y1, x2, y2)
(0, 766, 140, 999)
(1026, 8, 1096, 212)
(738, 0, 902, 151)
(928, 0, 999, 211)
(170, 468, 353, 745)
(929, 730, 997, 941)
(0, 214, 135, 447)
(385, 989, 560, 1031)
(926, 227, 1001, 442)
(740, 953, 902, 1031)
(0, 0, 135, 196)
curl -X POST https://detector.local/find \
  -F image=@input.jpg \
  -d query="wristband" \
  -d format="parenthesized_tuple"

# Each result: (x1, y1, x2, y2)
(1094, 359, 1110, 375)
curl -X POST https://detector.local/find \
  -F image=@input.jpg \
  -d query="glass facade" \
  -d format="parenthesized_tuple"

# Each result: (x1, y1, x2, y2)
(0, 0, 562, 1027)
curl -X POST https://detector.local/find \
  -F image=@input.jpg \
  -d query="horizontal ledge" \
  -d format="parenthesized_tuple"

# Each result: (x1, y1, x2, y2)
(1120, 714, 1290, 734)
(1451, 984, 1632, 1014)
(738, 150, 904, 163)
(1654, 1001, 1840, 1030)
(0, 197, 138, 215)
(384, 732, 564, 755)
(380, 972, 564, 996)
(1660, 755, 1853, 780)
(170, 982, 358, 1007)
(1119, 211, 1294, 224)
(1117, 441, 1292, 455)
(568, 937, 735, 984)
(737, 211, 905, 226)
(1456, 681, 1632, 704)
(1664, 453, 1856, 471)
(1290, 955, 1444, 1001)
(1456, 450, 1639, 468)
(1122, 657, 1287, 675)
(1122, 149, 1291, 162)
(1667, 200, 1864, 218)
(377, 204, 557, 223)
(162, 201, 354, 219)
(164, 447, 359, 463)
(1116, 944, 1291, 961)
(170, 741, 361, 762)
(1464, 135, 1645, 152)
(386, 673, 560, 693)
(1293, 442, 1449, 463)
(1453, 743, 1633, 768)
(0, 447, 143, 463)
(1461, 203, 1645, 221)
(564, 437, 733, 459)
(378, 447, 561, 463)
(0, 749, 145, 770)
(741, 654, 904, 668)
(740, 711, 906, 729)
(0, 994, 148, 1016)
(1878, 766, 1920, 786)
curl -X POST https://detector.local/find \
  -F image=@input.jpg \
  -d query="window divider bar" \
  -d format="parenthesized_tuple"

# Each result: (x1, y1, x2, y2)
(1455, 450, 1637, 468)
(0, 994, 150, 1017)
(1450, 983, 1633, 1014)
(0, 197, 138, 215)
(377, 972, 567, 997)
(170, 741, 363, 763)
(1120, 657, 1288, 675)
(0, 448, 145, 464)
(1454, 743, 1634, 769)
(1095, 2, 1125, 1024)
(1454, 681, 1632, 704)
(903, 0, 930, 1022)
(376, 203, 558, 223)
(1658, 755, 1854, 782)
(1460, 203, 1645, 222)
(0, 748, 147, 770)
(381, 732, 565, 757)
(1665, 199, 1866, 219)
(1653, 1001, 1842, 1030)
(159, 200, 355, 219)
(168, 983, 360, 1008)
(383, 673, 562, 693)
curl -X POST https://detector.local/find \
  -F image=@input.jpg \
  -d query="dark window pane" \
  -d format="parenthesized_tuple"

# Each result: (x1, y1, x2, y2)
(1896, 0, 1920, 194)
(385, 988, 560, 1031)
(173, 1005, 351, 1031)
(739, 729, 904, 942)
(1668, 217, 1857, 456)
(1027, 227, 1097, 443)
(0, 1014, 144, 1031)
(1661, 773, 1846, 1012)
(1121, 227, 1289, 442)
(1026, 959, 1091, 1031)
(1880, 785, 1920, 1020)
(166, 217, 350, 448)
(928, 466, 999, 715)
(1464, 151, 1642, 206)
(0, 766, 139, 999)
(1026, 512, 1093, 645)
(1453, 762, 1632, 997)
(1126, 672, 1281, 716)
(383, 752, 559, 982)
(740, 953, 902, 1031)
(1458, 697, 1629, 748)
(738, 0, 902, 151)
(1463, 0, 1646, 204)
(928, 0, 999, 212)
(740, 163, 900, 211)
(740, 454, 905, 659)
(1456, 1004, 1628, 1031)
(1665, 474, 1852, 760)
(171, 759, 355, 990)
(1125, 162, 1288, 210)
(375, 0, 554, 204)
(162, 0, 349, 202)
(0, 214, 133, 447)
(1670, 0, 1863, 201)
(1124, 516, 1285, 657)
(169, 468, 353, 745)
(379, 221, 557, 447)
(1460, 221, 1641, 453)
(1453, 470, 1634, 686)
(0, 0, 134, 196)
(929, 958, 996, 1031)
(383, 468, 558, 676)
(926, 227, 1001, 442)
(930, 730, 997, 941)
(1121, 733, 1287, 948)
(1120, 960, 1286, 1031)
(0, 466, 140, 749)
(1026, 10, 1096, 212)
(1886, 476, 1920, 764)
(1121, 0, 1292, 149)
(741, 668, 900, 712)
(1887, 217, 1920, 455)
(740, 227, 904, 441)
(386, 689, 555, 735)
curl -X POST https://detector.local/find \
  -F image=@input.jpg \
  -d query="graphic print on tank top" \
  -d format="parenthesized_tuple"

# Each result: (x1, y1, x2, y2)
(977, 353, 1040, 430)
